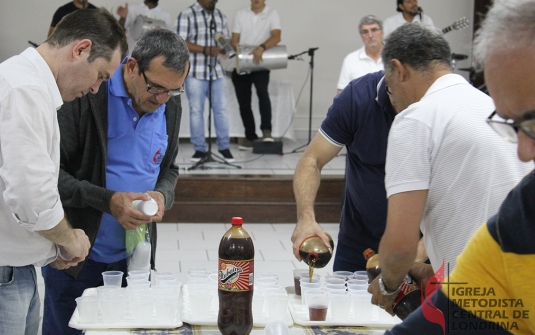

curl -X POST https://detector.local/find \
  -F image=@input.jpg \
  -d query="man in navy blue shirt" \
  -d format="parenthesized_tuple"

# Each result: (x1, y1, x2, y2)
(41, 29, 189, 335)
(292, 71, 398, 271)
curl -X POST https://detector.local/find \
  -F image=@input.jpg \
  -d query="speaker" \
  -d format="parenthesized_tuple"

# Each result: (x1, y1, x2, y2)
(252, 140, 283, 155)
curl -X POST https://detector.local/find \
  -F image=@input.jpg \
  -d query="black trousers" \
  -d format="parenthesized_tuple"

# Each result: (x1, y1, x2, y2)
(231, 69, 272, 140)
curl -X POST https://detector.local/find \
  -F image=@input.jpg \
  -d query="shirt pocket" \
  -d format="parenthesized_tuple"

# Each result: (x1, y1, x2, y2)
(146, 132, 168, 173)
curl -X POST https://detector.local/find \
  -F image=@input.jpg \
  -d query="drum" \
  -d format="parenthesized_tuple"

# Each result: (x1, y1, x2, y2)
(130, 15, 168, 41)
(232, 45, 288, 74)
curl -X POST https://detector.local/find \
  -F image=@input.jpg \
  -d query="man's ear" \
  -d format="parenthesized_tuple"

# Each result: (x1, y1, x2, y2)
(72, 39, 92, 60)
(125, 57, 138, 77)
(390, 59, 410, 83)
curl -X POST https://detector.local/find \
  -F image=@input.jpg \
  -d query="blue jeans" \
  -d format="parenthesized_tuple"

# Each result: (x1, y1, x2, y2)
(186, 76, 230, 152)
(41, 258, 128, 335)
(0, 265, 40, 335)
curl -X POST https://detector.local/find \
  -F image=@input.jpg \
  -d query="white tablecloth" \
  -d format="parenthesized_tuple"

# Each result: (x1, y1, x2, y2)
(179, 77, 296, 140)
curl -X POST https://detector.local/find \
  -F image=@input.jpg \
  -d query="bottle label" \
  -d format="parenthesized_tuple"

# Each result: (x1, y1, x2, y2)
(218, 258, 254, 292)
(393, 275, 420, 308)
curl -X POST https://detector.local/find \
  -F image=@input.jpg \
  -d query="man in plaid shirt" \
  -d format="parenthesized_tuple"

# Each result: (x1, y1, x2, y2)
(177, 0, 235, 163)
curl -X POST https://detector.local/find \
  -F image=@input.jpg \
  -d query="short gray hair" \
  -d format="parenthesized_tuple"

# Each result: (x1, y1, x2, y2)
(132, 29, 189, 75)
(359, 15, 383, 31)
(382, 23, 451, 74)
(473, 0, 535, 69)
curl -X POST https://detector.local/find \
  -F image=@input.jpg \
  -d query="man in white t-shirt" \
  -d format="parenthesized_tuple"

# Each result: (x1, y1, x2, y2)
(117, 0, 174, 54)
(230, 0, 281, 148)
(368, 24, 532, 317)
(383, 0, 435, 38)
(337, 15, 384, 94)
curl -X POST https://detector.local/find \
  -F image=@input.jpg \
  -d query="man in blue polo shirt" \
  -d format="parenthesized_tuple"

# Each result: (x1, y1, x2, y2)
(41, 29, 189, 335)
(292, 70, 398, 271)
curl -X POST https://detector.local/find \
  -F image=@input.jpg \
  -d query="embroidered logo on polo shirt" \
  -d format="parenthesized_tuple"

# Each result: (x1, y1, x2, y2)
(153, 149, 163, 164)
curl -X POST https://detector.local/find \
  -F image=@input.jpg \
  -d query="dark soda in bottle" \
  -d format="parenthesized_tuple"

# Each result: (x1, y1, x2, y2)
(298, 232, 334, 280)
(218, 217, 254, 335)
(363, 248, 421, 320)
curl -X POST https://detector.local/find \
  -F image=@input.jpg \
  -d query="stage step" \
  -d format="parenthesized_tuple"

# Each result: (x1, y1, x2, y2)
(164, 174, 344, 223)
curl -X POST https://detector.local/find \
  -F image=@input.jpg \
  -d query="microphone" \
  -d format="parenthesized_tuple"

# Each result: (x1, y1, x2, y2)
(417, 6, 423, 13)
(215, 34, 236, 59)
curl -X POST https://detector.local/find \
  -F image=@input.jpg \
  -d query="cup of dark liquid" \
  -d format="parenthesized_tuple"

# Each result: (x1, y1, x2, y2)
(307, 292, 328, 321)
(293, 269, 309, 296)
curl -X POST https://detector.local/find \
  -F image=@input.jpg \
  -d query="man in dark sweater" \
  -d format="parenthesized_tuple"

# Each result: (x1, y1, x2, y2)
(48, 0, 97, 37)
(41, 29, 189, 335)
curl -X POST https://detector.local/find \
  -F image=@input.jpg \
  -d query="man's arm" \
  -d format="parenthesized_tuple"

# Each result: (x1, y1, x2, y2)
(292, 133, 342, 260)
(369, 190, 427, 315)
(37, 217, 90, 267)
(250, 29, 281, 64)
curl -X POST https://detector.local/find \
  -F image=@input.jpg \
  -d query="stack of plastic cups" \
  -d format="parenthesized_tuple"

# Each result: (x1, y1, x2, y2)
(347, 278, 371, 321)
(126, 270, 152, 323)
(152, 272, 180, 324)
(96, 285, 127, 324)
(187, 270, 211, 320)
(255, 273, 285, 321)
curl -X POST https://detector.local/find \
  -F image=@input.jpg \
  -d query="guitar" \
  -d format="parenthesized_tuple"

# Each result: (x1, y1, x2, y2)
(442, 17, 470, 34)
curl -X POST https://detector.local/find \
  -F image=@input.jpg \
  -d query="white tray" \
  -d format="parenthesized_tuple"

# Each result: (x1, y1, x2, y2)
(181, 284, 293, 327)
(288, 289, 402, 327)
(68, 287, 183, 330)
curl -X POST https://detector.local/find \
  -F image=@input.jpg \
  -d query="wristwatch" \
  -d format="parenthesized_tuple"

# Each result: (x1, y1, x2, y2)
(378, 274, 402, 297)
(260, 44, 266, 51)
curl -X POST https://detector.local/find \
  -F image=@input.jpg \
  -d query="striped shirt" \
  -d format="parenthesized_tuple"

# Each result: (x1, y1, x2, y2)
(385, 74, 533, 272)
(177, 2, 229, 80)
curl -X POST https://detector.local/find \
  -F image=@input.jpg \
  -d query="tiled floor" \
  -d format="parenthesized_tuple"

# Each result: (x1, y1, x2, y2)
(35, 138, 345, 334)
(174, 137, 346, 176)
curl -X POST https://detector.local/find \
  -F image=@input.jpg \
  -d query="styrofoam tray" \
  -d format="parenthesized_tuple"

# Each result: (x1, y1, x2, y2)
(288, 288, 402, 327)
(181, 284, 293, 327)
(68, 287, 183, 330)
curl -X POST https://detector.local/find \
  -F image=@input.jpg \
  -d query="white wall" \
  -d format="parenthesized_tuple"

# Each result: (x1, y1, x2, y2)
(0, 0, 474, 137)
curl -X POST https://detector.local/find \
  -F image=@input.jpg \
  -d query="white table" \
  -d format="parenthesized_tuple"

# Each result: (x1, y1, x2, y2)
(179, 77, 296, 140)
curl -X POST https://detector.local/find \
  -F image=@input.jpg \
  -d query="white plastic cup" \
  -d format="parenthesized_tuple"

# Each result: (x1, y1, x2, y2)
(189, 293, 212, 319)
(333, 271, 354, 280)
(265, 320, 289, 335)
(325, 277, 346, 285)
(329, 291, 351, 321)
(102, 271, 123, 287)
(347, 283, 368, 292)
(129, 295, 154, 323)
(307, 292, 329, 321)
(188, 267, 209, 275)
(267, 295, 289, 321)
(155, 296, 178, 324)
(128, 270, 150, 280)
(129, 242, 151, 271)
(257, 273, 279, 282)
(347, 279, 367, 286)
(256, 277, 278, 287)
(252, 294, 266, 319)
(58, 246, 75, 261)
(75, 296, 99, 324)
(302, 288, 323, 308)
(131, 198, 158, 216)
(99, 294, 125, 323)
(351, 291, 373, 321)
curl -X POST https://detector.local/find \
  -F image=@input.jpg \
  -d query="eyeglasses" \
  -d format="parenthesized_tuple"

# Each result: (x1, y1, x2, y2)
(385, 84, 393, 95)
(141, 71, 185, 96)
(360, 27, 382, 35)
(486, 111, 535, 143)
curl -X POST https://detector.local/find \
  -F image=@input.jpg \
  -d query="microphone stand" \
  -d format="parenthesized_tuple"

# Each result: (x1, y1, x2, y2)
(290, 47, 318, 154)
(188, 4, 240, 170)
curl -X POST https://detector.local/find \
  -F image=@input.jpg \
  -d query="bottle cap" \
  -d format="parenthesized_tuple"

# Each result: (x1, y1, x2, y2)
(138, 198, 158, 216)
(231, 217, 243, 225)
(363, 248, 376, 260)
